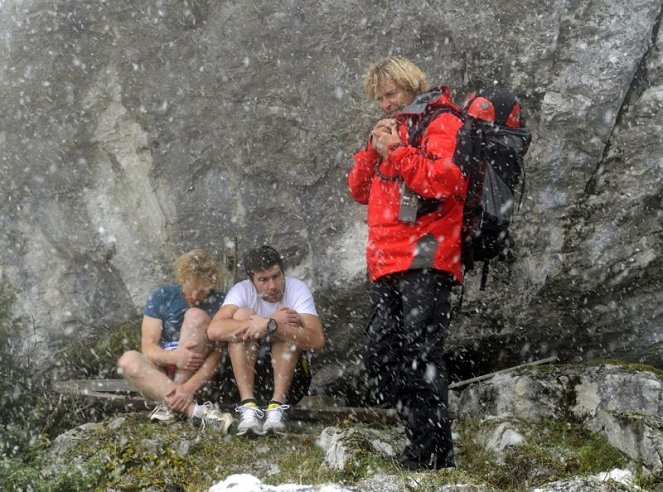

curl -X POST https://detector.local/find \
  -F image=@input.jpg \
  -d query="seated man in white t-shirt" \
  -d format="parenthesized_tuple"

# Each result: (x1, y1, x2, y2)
(208, 245, 325, 435)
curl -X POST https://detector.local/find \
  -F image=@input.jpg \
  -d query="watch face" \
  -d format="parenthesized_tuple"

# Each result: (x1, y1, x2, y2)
(268, 319, 277, 334)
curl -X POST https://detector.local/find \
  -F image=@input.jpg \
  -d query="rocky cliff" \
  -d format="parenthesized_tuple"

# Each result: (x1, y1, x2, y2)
(1, 1, 662, 387)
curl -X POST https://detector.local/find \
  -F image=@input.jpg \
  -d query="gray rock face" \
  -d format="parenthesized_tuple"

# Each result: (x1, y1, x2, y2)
(472, 417, 526, 461)
(458, 363, 663, 477)
(1, 1, 663, 385)
(317, 425, 406, 470)
(529, 469, 640, 492)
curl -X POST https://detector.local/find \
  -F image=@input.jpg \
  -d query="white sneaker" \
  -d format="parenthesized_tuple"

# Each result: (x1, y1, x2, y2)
(262, 404, 290, 434)
(192, 402, 234, 432)
(149, 403, 176, 423)
(235, 403, 265, 436)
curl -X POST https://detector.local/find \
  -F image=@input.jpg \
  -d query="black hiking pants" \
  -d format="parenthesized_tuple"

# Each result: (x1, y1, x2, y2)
(365, 268, 455, 469)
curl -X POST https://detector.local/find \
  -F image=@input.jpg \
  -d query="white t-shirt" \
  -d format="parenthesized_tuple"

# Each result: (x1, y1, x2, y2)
(222, 276, 319, 318)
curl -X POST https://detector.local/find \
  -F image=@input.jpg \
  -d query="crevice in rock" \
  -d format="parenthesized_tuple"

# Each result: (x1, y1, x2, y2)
(584, 4, 663, 197)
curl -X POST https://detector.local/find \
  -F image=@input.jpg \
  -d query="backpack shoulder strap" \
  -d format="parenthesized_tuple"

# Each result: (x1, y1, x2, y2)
(375, 101, 462, 182)
(408, 106, 463, 149)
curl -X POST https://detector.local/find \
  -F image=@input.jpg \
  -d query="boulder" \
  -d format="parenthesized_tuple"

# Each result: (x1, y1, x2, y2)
(0, 1, 662, 390)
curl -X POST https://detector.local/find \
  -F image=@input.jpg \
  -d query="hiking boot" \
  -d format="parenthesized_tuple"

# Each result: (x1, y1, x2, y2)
(235, 403, 265, 436)
(191, 402, 234, 432)
(398, 456, 429, 471)
(397, 453, 456, 471)
(149, 403, 176, 423)
(262, 403, 289, 435)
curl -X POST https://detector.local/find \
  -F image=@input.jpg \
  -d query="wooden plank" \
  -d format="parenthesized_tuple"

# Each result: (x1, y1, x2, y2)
(285, 406, 398, 424)
(52, 379, 148, 408)
(448, 356, 558, 390)
(53, 379, 136, 394)
(52, 355, 559, 422)
(51, 379, 398, 422)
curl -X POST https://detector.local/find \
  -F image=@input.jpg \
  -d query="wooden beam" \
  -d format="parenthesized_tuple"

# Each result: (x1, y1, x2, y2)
(51, 379, 149, 408)
(53, 379, 135, 394)
(50, 379, 399, 423)
(448, 355, 558, 390)
(52, 356, 558, 420)
(286, 405, 398, 424)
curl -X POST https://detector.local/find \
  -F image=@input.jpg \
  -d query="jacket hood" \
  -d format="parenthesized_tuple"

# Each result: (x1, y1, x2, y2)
(396, 85, 458, 116)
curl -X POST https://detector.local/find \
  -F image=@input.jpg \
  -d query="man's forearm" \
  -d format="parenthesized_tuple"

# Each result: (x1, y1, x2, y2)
(208, 318, 247, 342)
(273, 321, 324, 351)
(182, 350, 221, 395)
(349, 146, 379, 204)
(142, 343, 175, 367)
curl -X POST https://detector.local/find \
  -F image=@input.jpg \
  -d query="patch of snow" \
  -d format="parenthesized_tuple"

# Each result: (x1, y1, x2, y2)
(208, 473, 354, 491)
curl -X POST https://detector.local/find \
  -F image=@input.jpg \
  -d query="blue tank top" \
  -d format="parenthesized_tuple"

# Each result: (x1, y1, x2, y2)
(143, 284, 224, 344)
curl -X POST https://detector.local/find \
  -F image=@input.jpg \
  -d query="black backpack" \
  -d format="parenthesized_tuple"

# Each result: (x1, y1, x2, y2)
(408, 87, 531, 290)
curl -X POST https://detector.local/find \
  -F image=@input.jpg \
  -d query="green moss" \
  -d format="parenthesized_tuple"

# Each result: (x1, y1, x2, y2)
(0, 454, 102, 492)
(2, 411, 658, 492)
(455, 418, 629, 490)
(585, 359, 663, 380)
(57, 321, 141, 380)
(267, 438, 339, 484)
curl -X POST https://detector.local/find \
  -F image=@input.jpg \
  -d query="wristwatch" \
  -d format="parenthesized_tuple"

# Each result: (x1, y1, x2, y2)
(267, 318, 278, 336)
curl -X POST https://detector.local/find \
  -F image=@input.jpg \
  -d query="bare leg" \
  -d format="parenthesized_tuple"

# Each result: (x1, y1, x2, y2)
(173, 308, 212, 384)
(229, 308, 260, 401)
(270, 339, 301, 404)
(117, 350, 176, 404)
(118, 307, 212, 416)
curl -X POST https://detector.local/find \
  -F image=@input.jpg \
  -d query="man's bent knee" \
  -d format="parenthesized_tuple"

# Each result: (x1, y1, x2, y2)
(117, 350, 143, 376)
(183, 307, 211, 327)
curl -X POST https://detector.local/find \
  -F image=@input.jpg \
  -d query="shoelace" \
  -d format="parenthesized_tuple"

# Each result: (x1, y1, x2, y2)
(266, 404, 290, 417)
(265, 404, 290, 425)
(195, 401, 214, 430)
(150, 404, 171, 419)
(235, 405, 265, 420)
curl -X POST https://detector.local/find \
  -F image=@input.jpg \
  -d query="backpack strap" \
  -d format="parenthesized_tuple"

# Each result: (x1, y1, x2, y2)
(374, 105, 462, 183)
(408, 106, 463, 149)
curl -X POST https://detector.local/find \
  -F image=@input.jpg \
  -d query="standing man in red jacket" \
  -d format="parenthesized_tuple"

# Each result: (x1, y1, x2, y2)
(348, 56, 467, 470)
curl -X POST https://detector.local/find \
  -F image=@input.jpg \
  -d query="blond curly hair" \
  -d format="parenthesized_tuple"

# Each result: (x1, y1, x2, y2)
(173, 249, 222, 289)
(362, 56, 429, 100)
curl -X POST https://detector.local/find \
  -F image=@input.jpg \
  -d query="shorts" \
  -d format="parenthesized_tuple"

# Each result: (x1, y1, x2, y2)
(215, 344, 312, 406)
(162, 341, 178, 378)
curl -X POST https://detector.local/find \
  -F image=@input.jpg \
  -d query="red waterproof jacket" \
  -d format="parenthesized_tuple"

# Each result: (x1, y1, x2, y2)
(348, 86, 467, 283)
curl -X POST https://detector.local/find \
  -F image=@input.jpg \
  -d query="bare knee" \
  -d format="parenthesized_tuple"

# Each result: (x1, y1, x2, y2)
(117, 350, 143, 377)
(233, 308, 256, 321)
(180, 308, 213, 346)
(183, 307, 211, 328)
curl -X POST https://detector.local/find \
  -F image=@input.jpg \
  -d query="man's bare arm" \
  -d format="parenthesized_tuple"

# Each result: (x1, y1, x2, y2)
(208, 304, 250, 342)
(141, 315, 206, 370)
(180, 347, 222, 395)
(141, 316, 176, 366)
(272, 312, 325, 351)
